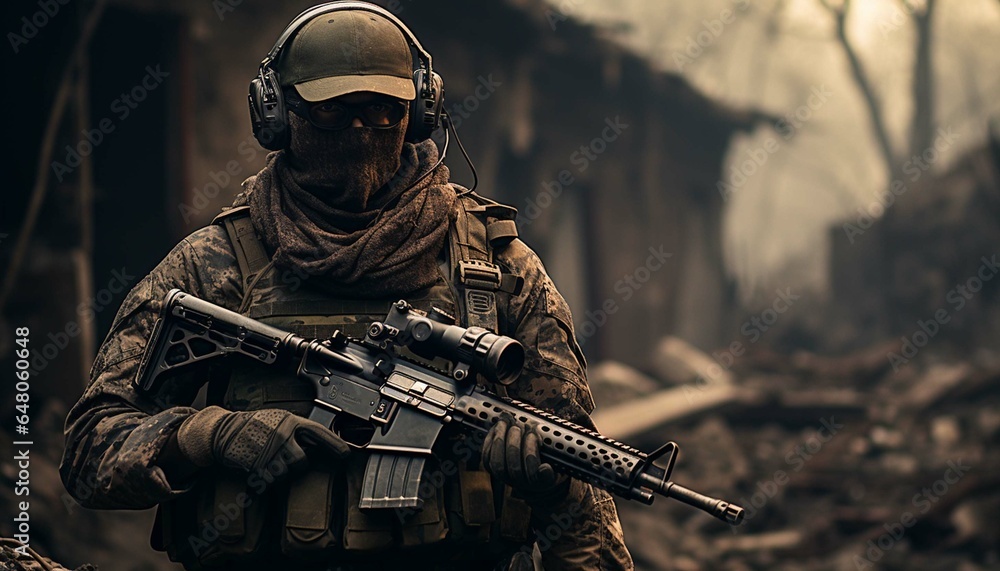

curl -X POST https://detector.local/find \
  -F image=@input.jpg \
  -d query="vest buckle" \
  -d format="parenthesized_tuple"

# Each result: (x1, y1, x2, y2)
(457, 260, 523, 296)
(457, 260, 502, 290)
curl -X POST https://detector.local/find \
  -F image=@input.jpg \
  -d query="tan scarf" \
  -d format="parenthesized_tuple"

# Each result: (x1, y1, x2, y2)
(243, 138, 457, 297)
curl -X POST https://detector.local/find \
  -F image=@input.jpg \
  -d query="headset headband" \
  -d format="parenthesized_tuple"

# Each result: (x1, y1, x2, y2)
(260, 1, 433, 74)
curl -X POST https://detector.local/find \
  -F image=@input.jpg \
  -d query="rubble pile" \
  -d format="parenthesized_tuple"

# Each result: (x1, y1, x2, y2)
(0, 538, 97, 571)
(599, 338, 1000, 570)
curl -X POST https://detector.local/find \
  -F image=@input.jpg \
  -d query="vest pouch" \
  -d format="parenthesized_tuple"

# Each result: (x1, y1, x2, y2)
(158, 469, 269, 569)
(342, 454, 450, 550)
(498, 486, 532, 543)
(154, 480, 202, 566)
(343, 454, 395, 550)
(280, 466, 342, 557)
(458, 466, 496, 527)
(398, 457, 449, 548)
(438, 464, 494, 546)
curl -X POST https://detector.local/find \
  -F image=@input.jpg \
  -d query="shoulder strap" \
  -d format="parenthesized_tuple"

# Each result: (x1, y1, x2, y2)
(448, 191, 524, 336)
(212, 206, 271, 294)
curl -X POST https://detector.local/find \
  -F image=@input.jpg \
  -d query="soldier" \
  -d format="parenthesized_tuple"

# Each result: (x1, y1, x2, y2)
(60, 2, 634, 570)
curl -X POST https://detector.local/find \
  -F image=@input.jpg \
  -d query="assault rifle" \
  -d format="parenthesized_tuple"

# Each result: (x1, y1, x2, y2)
(136, 289, 744, 525)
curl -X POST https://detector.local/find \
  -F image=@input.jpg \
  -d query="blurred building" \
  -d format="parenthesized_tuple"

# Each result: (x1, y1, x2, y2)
(829, 129, 1000, 352)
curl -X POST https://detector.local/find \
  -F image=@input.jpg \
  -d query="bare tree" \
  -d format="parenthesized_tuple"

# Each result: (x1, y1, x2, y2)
(907, 0, 937, 157)
(818, 0, 937, 177)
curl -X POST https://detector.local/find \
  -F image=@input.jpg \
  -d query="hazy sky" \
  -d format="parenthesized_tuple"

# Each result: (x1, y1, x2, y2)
(545, 0, 1000, 302)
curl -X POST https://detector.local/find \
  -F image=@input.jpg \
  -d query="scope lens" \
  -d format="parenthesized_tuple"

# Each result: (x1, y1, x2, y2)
(483, 336, 525, 385)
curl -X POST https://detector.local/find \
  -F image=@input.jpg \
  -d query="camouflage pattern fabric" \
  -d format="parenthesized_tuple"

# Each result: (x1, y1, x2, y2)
(59, 191, 634, 570)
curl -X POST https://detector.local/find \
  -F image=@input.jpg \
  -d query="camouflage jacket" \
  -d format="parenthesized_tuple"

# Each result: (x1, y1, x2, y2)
(60, 195, 634, 571)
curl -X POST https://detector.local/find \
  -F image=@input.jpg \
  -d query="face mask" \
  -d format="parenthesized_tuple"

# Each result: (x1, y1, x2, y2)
(285, 112, 406, 211)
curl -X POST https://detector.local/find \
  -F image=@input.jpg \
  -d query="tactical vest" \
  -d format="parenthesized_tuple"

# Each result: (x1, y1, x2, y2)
(155, 192, 533, 570)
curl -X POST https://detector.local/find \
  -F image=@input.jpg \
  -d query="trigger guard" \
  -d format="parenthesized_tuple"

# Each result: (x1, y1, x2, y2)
(332, 415, 376, 448)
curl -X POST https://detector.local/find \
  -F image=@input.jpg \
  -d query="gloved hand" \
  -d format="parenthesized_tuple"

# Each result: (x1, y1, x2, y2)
(482, 412, 562, 496)
(175, 406, 350, 475)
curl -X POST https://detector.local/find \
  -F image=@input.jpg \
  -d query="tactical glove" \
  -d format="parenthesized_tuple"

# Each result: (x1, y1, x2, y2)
(482, 412, 564, 496)
(176, 406, 350, 475)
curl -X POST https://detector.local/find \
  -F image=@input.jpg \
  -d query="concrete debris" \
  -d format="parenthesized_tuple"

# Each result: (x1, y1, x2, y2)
(653, 336, 735, 387)
(600, 340, 1000, 570)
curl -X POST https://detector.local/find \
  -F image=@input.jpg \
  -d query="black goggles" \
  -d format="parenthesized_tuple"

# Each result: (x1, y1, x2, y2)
(285, 89, 408, 130)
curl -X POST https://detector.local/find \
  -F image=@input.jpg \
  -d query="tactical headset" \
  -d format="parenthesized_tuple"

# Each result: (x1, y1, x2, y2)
(248, 1, 445, 150)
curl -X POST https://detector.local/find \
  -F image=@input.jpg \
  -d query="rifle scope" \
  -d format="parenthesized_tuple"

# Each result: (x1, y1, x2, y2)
(374, 301, 525, 385)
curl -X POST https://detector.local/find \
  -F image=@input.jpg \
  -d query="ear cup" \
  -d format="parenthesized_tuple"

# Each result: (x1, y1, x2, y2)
(406, 69, 444, 143)
(249, 68, 290, 150)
